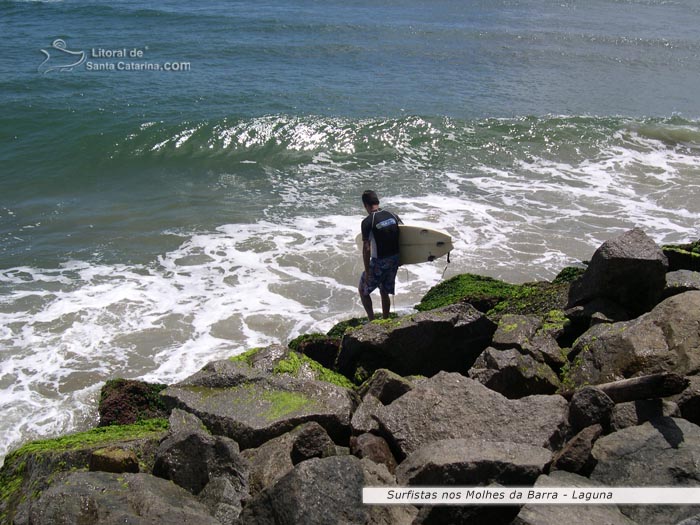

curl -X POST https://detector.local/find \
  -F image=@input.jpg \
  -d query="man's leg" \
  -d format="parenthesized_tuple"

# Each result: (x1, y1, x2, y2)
(380, 290, 391, 319)
(360, 288, 375, 321)
(359, 270, 376, 321)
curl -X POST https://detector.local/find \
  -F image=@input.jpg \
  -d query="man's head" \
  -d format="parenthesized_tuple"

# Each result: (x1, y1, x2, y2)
(362, 190, 380, 209)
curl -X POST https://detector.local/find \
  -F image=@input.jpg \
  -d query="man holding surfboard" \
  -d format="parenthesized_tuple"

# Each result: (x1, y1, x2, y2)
(358, 190, 402, 320)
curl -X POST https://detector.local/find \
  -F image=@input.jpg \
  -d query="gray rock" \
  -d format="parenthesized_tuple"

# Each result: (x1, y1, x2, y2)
(374, 372, 570, 459)
(491, 315, 542, 351)
(512, 470, 637, 525)
(664, 270, 700, 298)
(161, 359, 356, 449)
(168, 407, 208, 435)
(153, 428, 248, 500)
(676, 376, 700, 426)
(241, 430, 297, 496)
(337, 303, 496, 380)
(199, 476, 247, 524)
(244, 343, 291, 372)
(523, 332, 567, 368)
(290, 421, 336, 465)
(612, 399, 680, 431)
(566, 298, 632, 327)
(676, 517, 700, 525)
(567, 291, 700, 386)
(2, 429, 166, 524)
(591, 418, 700, 524)
(235, 456, 417, 525)
(241, 422, 336, 496)
(350, 433, 398, 474)
(396, 438, 551, 486)
(568, 227, 668, 317)
(551, 424, 603, 475)
(28, 472, 220, 525)
(351, 393, 382, 435)
(469, 347, 561, 398)
(569, 386, 614, 432)
(357, 368, 413, 404)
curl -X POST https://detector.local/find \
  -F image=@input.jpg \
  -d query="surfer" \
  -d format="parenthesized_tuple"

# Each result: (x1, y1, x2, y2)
(358, 190, 402, 320)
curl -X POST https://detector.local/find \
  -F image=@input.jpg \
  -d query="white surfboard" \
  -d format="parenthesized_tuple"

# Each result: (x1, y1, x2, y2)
(356, 225, 454, 265)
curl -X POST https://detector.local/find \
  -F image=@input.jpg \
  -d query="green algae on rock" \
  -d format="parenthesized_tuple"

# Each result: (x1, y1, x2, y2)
(416, 273, 570, 320)
(161, 359, 356, 449)
(0, 419, 168, 523)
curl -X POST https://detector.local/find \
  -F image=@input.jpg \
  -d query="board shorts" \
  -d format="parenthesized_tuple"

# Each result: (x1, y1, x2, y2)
(359, 254, 400, 296)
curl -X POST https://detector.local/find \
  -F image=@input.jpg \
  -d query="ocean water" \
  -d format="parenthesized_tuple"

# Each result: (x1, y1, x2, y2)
(1, 0, 700, 463)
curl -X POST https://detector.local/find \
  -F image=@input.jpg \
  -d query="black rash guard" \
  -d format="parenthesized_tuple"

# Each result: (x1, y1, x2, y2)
(361, 209, 401, 259)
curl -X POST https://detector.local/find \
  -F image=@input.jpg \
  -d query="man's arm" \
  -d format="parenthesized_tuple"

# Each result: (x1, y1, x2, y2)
(362, 240, 372, 281)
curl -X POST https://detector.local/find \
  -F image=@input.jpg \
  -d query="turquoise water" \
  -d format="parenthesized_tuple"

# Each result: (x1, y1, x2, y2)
(1, 0, 700, 462)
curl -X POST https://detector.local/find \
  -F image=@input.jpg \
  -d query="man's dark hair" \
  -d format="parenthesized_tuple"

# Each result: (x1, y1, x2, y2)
(362, 190, 380, 206)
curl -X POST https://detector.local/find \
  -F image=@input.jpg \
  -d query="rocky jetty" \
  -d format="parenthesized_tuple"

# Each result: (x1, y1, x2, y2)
(3, 228, 700, 525)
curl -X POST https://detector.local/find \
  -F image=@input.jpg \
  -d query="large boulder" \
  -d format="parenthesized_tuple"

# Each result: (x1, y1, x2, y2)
(241, 422, 336, 496)
(152, 428, 248, 497)
(28, 472, 220, 525)
(372, 372, 569, 460)
(611, 399, 679, 431)
(512, 470, 637, 525)
(491, 314, 542, 351)
(0, 420, 168, 524)
(337, 303, 496, 381)
(491, 313, 568, 368)
(350, 393, 383, 435)
(550, 424, 602, 476)
(350, 433, 398, 474)
(161, 359, 356, 449)
(468, 347, 561, 398)
(357, 368, 413, 404)
(566, 291, 700, 386)
(568, 386, 614, 433)
(568, 227, 668, 318)
(235, 455, 417, 525)
(676, 376, 700, 426)
(591, 417, 700, 524)
(396, 438, 551, 486)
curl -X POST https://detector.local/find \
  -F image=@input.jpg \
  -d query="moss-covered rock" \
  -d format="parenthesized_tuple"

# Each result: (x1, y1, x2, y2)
(552, 266, 587, 284)
(161, 359, 356, 449)
(288, 333, 341, 370)
(0, 419, 168, 523)
(417, 273, 570, 321)
(273, 351, 355, 390)
(416, 273, 520, 313)
(327, 317, 368, 338)
(230, 345, 353, 389)
(663, 241, 700, 271)
(98, 379, 168, 426)
(326, 314, 399, 339)
(337, 303, 496, 381)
